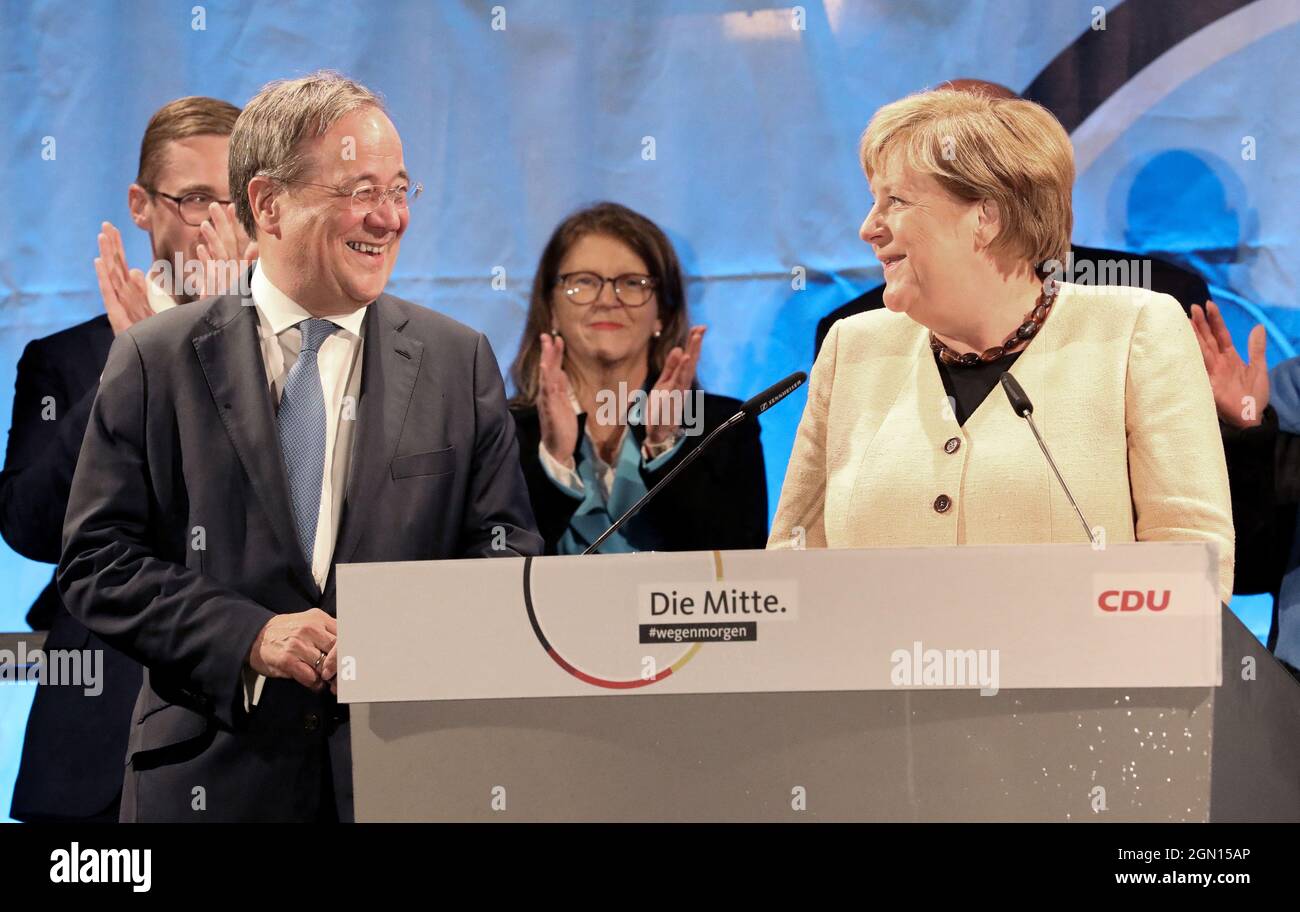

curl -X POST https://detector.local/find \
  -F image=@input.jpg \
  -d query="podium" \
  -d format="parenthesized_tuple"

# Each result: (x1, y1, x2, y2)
(337, 542, 1300, 821)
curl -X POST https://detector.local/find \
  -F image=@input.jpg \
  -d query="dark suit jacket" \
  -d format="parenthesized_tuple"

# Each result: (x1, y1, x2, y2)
(57, 291, 542, 822)
(511, 391, 768, 554)
(814, 245, 1211, 359)
(1221, 406, 1299, 662)
(0, 314, 141, 821)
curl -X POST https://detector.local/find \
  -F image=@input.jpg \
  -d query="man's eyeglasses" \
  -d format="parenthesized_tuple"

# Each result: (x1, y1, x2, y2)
(145, 188, 232, 227)
(557, 272, 657, 307)
(281, 179, 423, 214)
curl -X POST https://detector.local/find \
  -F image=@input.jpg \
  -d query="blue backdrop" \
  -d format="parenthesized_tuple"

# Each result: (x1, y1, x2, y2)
(2, 0, 1297, 818)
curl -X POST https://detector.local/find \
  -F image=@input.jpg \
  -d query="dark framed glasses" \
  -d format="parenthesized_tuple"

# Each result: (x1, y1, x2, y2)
(556, 272, 656, 307)
(145, 187, 233, 227)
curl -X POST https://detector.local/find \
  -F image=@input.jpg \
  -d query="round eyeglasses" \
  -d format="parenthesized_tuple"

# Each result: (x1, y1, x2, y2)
(281, 178, 423, 214)
(145, 188, 233, 227)
(556, 272, 656, 307)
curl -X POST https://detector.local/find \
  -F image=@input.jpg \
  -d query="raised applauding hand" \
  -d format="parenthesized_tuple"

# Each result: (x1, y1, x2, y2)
(94, 202, 258, 336)
(644, 325, 705, 446)
(196, 201, 258, 297)
(93, 221, 152, 336)
(1190, 299, 1268, 429)
(536, 331, 579, 463)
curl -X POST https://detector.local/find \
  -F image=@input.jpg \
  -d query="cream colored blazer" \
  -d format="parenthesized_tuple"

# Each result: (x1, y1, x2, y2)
(768, 283, 1235, 605)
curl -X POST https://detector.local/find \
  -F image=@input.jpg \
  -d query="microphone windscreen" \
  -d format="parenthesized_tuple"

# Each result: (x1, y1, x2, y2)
(1000, 372, 1034, 417)
(740, 371, 807, 417)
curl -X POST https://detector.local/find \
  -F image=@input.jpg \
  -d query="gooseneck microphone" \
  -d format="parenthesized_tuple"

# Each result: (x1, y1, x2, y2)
(581, 371, 807, 555)
(999, 372, 1097, 545)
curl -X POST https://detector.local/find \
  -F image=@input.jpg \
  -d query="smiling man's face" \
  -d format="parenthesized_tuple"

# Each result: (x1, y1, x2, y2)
(270, 106, 409, 314)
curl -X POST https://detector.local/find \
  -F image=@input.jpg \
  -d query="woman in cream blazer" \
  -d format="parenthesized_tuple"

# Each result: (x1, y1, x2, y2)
(768, 88, 1234, 605)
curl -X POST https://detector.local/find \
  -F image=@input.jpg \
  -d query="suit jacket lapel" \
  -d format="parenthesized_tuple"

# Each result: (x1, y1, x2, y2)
(192, 293, 319, 598)
(334, 296, 424, 565)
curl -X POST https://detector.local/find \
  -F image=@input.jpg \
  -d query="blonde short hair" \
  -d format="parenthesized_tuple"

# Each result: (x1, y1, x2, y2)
(229, 70, 386, 236)
(136, 96, 241, 190)
(858, 90, 1074, 269)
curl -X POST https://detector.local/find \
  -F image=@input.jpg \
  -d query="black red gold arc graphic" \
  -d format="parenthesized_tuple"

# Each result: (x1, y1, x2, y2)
(522, 555, 704, 689)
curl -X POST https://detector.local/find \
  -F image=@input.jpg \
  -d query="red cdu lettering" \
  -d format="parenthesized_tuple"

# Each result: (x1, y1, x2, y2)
(1097, 589, 1172, 612)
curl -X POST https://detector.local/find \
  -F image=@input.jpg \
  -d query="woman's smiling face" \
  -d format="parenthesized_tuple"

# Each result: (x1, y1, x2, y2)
(552, 233, 662, 372)
(859, 154, 985, 330)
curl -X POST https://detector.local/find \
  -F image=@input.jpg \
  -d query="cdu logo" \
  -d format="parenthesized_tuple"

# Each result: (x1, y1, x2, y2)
(1097, 589, 1171, 613)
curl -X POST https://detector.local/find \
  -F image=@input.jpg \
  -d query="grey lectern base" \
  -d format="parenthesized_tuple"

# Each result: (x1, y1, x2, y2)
(350, 610, 1300, 821)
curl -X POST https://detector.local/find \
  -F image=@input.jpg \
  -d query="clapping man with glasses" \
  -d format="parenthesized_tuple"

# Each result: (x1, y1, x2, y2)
(1, 96, 246, 822)
(97, 98, 255, 329)
(58, 72, 541, 822)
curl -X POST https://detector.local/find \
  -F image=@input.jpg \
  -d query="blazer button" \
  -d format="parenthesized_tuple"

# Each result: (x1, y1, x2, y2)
(944, 437, 961, 454)
(933, 494, 952, 513)
(303, 712, 321, 733)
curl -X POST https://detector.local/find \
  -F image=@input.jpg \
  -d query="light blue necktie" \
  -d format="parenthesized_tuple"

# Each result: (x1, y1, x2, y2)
(278, 318, 337, 563)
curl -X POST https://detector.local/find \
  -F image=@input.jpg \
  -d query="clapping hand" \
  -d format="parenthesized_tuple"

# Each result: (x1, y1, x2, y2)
(644, 325, 705, 446)
(1190, 300, 1267, 428)
(93, 221, 153, 336)
(196, 201, 258, 297)
(537, 332, 579, 464)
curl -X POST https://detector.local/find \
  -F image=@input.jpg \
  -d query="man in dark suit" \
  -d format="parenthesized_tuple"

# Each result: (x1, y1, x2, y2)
(1191, 300, 1300, 681)
(1, 95, 244, 822)
(57, 71, 542, 822)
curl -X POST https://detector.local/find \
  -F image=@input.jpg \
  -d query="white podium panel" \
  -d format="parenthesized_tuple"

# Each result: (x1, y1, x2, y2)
(338, 542, 1300, 821)
(337, 541, 1221, 704)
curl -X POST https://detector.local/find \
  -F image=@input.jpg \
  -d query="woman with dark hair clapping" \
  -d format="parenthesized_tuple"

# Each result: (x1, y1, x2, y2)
(509, 202, 767, 555)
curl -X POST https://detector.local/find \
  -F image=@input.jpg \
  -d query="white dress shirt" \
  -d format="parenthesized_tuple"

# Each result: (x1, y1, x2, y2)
(146, 275, 177, 315)
(243, 264, 366, 708)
